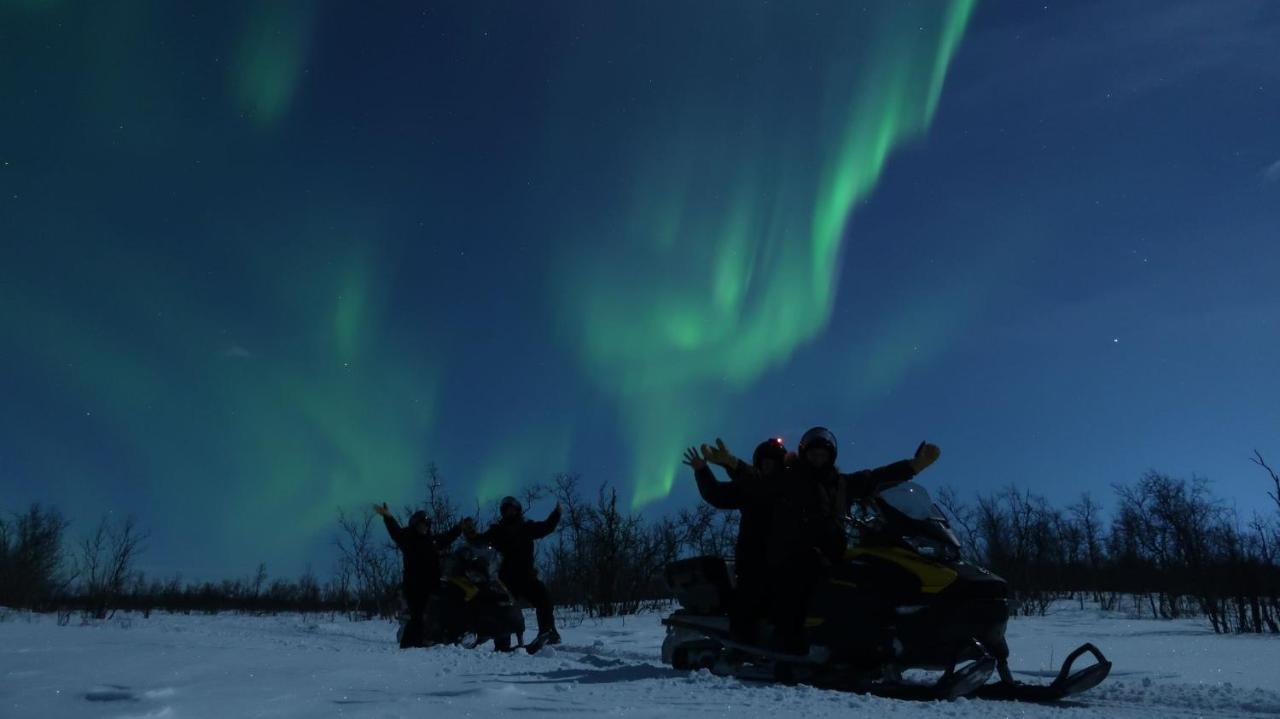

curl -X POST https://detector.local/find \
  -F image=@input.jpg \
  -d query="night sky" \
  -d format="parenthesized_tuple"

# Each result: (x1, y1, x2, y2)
(2, 1, 1278, 579)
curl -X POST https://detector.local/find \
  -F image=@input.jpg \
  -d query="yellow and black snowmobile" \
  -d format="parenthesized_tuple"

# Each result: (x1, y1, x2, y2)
(416, 543, 526, 652)
(661, 481, 1111, 701)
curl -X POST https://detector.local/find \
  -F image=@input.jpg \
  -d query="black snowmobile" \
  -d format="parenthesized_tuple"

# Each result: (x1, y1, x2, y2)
(404, 543, 526, 651)
(661, 481, 1111, 701)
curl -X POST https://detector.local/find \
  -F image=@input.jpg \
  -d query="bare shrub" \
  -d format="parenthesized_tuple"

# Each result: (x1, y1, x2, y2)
(77, 515, 147, 620)
(0, 504, 72, 609)
(334, 507, 399, 619)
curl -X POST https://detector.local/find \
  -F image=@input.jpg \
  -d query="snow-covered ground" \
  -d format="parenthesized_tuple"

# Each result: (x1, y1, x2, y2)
(3, 602, 1279, 719)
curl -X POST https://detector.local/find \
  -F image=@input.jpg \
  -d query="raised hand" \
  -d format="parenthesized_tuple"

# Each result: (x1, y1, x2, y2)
(682, 446, 706, 470)
(373, 502, 392, 518)
(700, 438, 738, 468)
(910, 441, 941, 473)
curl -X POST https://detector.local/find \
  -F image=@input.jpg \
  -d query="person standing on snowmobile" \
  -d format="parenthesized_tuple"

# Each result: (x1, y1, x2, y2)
(702, 427, 941, 655)
(462, 497, 562, 649)
(683, 437, 788, 643)
(374, 503, 462, 648)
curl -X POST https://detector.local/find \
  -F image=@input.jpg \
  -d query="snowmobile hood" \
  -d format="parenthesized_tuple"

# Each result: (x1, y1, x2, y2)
(845, 545, 959, 594)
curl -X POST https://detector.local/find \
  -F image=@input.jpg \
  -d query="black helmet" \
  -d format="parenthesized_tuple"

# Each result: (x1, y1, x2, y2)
(499, 496, 522, 516)
(798, 426, 838, 462)
(752, 437, 787, 469)
(408, 510, 430, 530)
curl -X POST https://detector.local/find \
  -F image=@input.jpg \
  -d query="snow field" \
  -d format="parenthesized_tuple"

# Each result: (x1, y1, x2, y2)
(2, 602, 1279, 718)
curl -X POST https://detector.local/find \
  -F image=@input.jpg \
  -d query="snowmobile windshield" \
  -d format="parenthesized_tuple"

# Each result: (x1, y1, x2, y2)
(867, 482, 961, 558)
(879, 482, 946, 522)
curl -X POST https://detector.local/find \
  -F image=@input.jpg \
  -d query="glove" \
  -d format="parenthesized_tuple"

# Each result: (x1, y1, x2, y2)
(911, 441, 941, 473)
(700, 438, 738, 469)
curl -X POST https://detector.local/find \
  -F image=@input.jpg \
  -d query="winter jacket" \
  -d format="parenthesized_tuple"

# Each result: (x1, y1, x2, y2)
(470, 507, 561, 581)
(383, 516, 462, 599)
(731, 457, 917, 567)
(694, 464, 772, 578)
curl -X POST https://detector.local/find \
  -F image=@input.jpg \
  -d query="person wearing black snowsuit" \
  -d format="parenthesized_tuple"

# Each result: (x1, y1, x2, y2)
(702, 427, 940, 655)
(463, 497, 562, 645)
(684, 437, 788, 643)
(375, 504, 462, 648)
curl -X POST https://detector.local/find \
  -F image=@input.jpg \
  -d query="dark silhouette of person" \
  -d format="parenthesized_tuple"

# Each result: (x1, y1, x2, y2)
(462, 497, 562, 647)
(684, 437, 788, 643)
(702, 427, 940, 655)
(375, 503, 461, 648)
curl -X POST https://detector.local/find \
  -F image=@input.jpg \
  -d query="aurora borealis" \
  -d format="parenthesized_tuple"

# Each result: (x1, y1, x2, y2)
(3, 1, 1279, 578)
(552, 2, 976, 505)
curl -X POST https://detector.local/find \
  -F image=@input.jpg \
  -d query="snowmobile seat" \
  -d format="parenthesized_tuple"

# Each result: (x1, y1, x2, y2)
(665, 556, 733, 614)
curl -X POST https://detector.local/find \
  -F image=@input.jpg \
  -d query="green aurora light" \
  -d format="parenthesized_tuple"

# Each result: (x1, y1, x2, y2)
(550, 1, 977, 506)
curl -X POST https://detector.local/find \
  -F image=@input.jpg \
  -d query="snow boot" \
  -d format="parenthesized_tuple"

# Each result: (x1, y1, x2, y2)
(525, 629, 561, 654)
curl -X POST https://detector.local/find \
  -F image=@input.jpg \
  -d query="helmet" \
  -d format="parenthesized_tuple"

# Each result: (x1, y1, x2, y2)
(499, 496, 523, 516)
(408, 510, 430, 530)
(798, 426, 838, 462)
(752, 437, 787, 469)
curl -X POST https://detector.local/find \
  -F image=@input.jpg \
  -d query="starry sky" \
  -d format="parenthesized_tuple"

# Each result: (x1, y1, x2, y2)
(2, 1, 1278, 580)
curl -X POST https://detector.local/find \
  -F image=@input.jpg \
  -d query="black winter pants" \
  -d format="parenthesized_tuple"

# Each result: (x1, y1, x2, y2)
(730, 562, 767, 642)
(502, 573, 556, 634)
(767, 553, 821, 654)
(401, 593, 430, 648)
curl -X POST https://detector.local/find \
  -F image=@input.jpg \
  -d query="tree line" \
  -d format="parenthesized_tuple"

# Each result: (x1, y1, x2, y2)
(331, 466, 738, 620)
(0, 464, 737, 623)
(0, 506, 354, 621)
(935, 452, 1280, 634)
(4, 456, 1277, 635)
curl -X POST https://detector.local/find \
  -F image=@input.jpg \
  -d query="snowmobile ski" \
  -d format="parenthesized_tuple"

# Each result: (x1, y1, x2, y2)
(972, 643, 1112, 703)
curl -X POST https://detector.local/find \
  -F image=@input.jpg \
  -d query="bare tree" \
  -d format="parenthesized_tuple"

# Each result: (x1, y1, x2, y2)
(934, 486, 981, 560)
(1069, 493, 1106, 602)
(250, 562, 268, 600)
(77, 515, 147, 619)
(334, 507, 398, 619)
(0, 504, 72, 609)
(1111, 473, 1230, 624)
(672, 503, 738, 558)
(1252, 450, 1280, 516)
(423, 463, 461, 532)
(972, 487, 1067, 615)
(543, 473, 676, 617)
